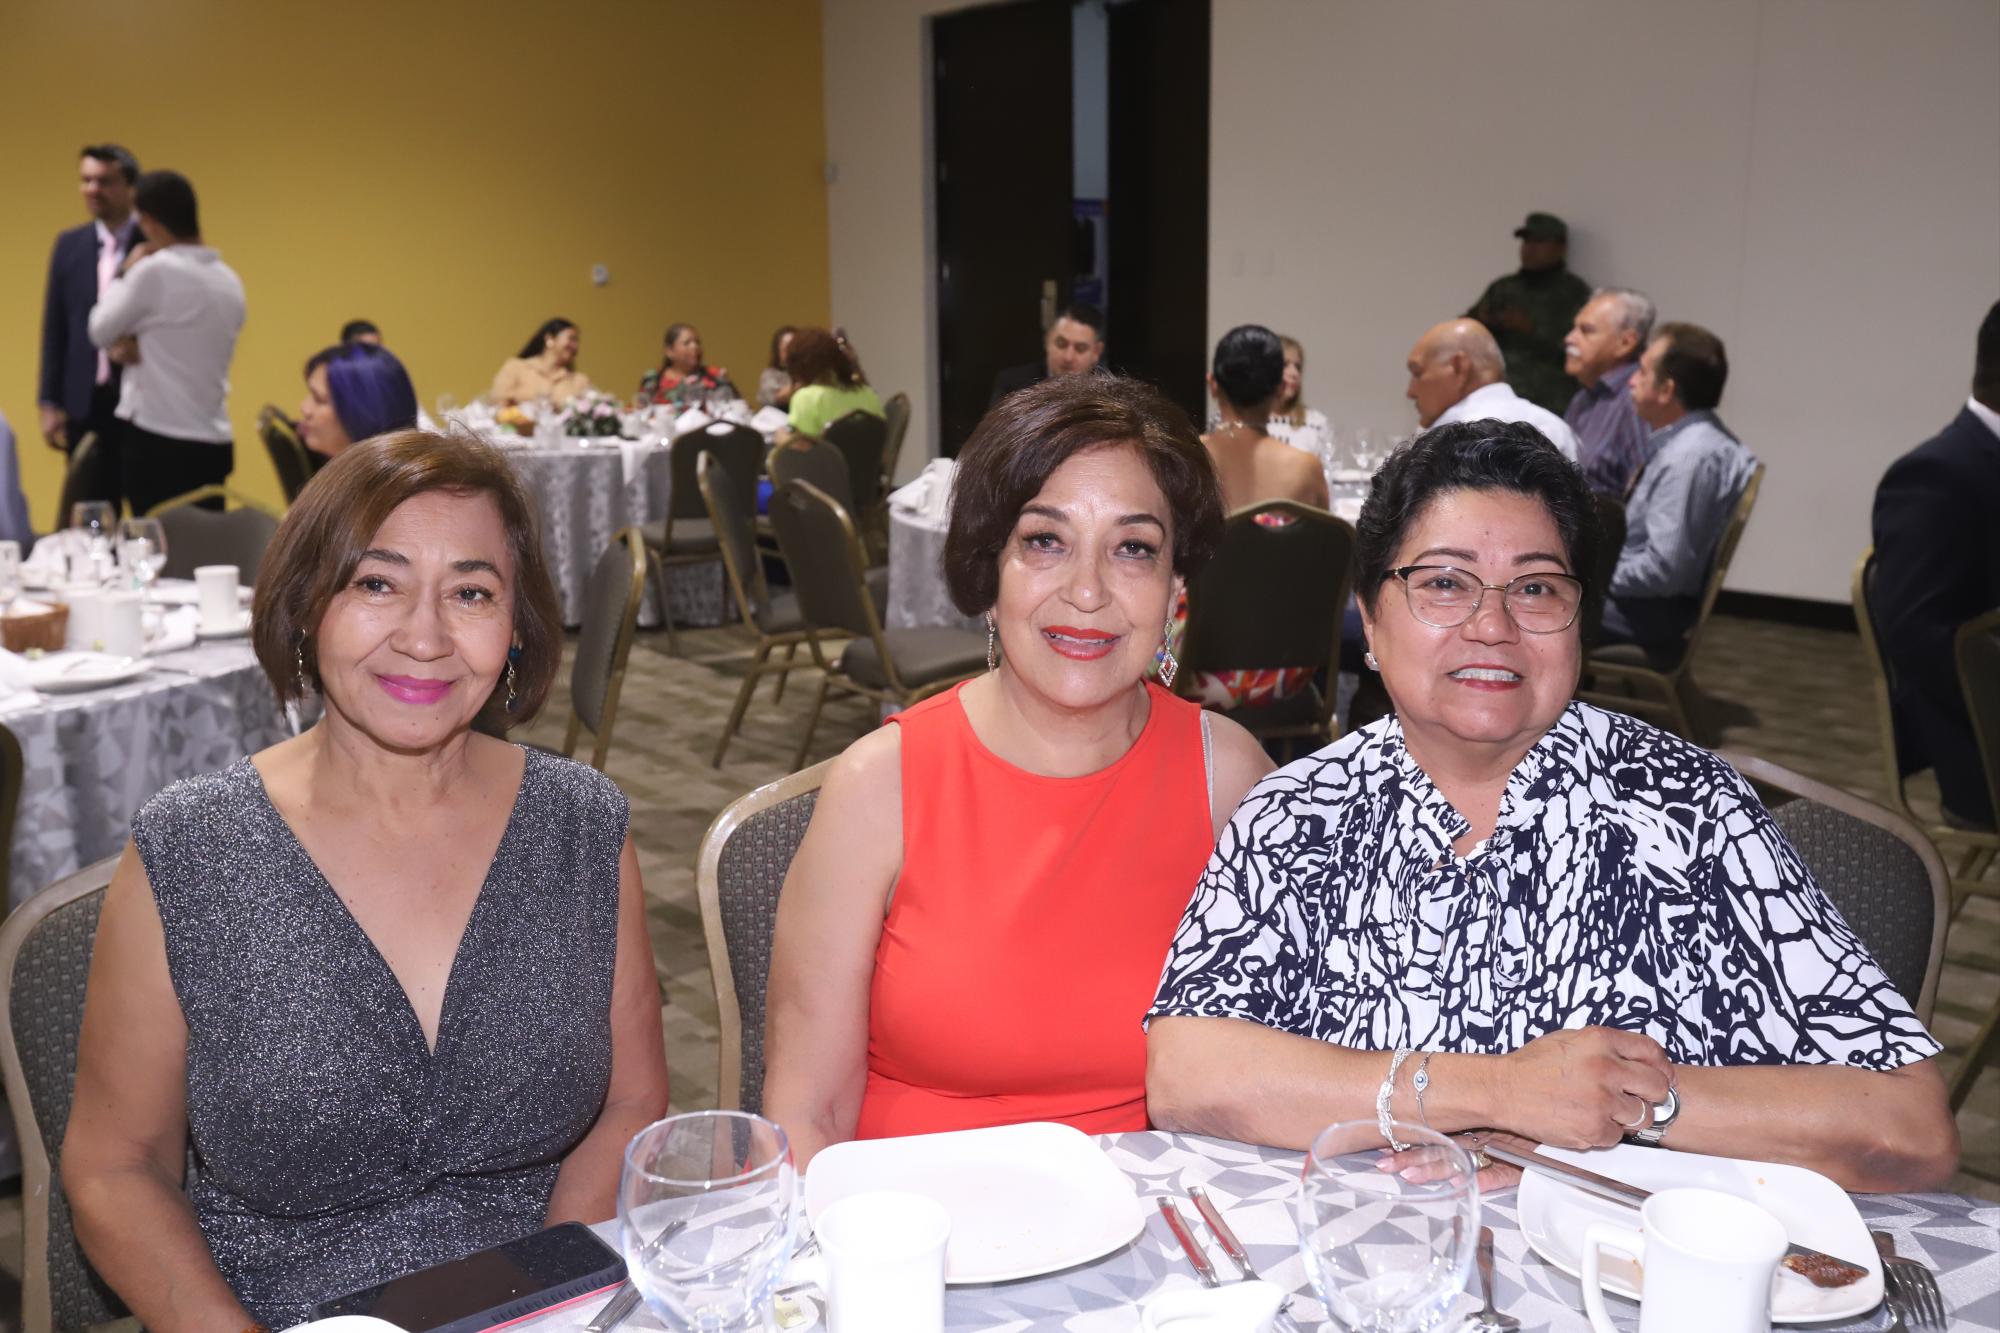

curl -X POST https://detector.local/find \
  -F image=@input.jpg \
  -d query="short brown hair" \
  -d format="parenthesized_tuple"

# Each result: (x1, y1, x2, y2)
(251, 430, 563, 731)
(942, 374, 1224, 616)
(1652, 321, 1728, 411)
(785, 327, 864, 389)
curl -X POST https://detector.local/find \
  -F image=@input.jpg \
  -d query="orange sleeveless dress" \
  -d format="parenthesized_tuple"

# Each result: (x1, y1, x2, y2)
(855, 681, 1214, 1139)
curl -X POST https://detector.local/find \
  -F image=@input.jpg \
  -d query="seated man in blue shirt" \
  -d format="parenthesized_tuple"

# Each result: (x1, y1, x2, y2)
(1601, 322, 1758, 658)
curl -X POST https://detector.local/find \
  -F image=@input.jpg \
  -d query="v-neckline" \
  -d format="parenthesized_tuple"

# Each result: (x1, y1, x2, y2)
(245, 748, 535, 1059)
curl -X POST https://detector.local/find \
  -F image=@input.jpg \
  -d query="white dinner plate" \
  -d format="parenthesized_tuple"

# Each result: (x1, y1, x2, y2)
(146, 581, 252, 607)
(196, 610, 254, 639)
(805, 1121, 1145, 1284)
(20, 652, 149, 693)
(1517, 1142, 1883, 1324)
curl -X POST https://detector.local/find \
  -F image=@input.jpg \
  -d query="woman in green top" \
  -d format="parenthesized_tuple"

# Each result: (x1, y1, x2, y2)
(782, 327, 883, 440)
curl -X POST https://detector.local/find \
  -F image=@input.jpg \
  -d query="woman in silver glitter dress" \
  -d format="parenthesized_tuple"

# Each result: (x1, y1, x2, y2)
(63, 431, 671, 1331)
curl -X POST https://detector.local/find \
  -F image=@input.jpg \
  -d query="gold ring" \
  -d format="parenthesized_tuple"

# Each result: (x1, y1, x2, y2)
(1470, 1149, 1493, 1171)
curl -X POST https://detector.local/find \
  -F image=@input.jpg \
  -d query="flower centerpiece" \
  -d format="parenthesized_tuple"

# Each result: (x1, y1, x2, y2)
(560, 391, 628, 440)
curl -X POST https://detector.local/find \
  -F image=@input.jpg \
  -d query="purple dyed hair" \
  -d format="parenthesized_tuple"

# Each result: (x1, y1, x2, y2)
(303, 343, 420, 445)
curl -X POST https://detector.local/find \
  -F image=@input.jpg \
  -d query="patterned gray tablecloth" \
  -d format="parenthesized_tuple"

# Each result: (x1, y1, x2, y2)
(543, 1131, 1996, 1332)
(889, 507, 981, 634)
(496, 439, 725, 631)
(2, 639, 291, 909)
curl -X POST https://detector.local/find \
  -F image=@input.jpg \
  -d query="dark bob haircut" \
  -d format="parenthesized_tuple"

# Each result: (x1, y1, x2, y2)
(1211, 324, 1286, 411)
(1353, 418, 1602, 629)
(134, 169, 199, 239)
(518, 317, 575, 359)
(943, 373, 1224, 617)
(1652, 321, 1729, 413)
(304, 342, 420, 445)
(252, 430, 563, 733)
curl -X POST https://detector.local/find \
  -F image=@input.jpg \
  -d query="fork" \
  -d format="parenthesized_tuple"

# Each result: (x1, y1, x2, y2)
(1872, 1230, 1946, 1330)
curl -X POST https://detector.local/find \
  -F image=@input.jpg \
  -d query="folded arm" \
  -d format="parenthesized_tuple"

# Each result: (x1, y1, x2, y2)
(86, 262, 151, 347)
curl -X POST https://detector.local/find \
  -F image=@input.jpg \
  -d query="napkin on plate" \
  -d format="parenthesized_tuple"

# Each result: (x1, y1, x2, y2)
(673, 408, 714, 438)
(750, 405, 791, 440)
(148, 606, 201, 655)
(0, 647, 38, 702)
(888, 458, 957, 525)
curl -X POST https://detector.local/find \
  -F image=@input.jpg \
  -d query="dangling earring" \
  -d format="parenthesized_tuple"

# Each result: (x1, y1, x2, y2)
(986, 612, 998, 672)
(504, 660, 518, 711)
(1364, 650, 1380, 671)
(1156, 617, 1180, 689)
(294, 633, 312, 696)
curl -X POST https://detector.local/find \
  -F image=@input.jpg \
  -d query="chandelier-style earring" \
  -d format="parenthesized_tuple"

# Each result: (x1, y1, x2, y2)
(986, 612, 998, 672)
(504, 660, 518, 711)
(294, 634, 312, 696)
(1156, 617, 1180, 689)
(1364, 650, 1380, 671)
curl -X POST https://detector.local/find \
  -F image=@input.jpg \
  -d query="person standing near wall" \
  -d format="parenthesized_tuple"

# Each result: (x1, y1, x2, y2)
(87, 170, 246, 516)
(38, 144, 143, 512)
(1467, 212, 1590, 416)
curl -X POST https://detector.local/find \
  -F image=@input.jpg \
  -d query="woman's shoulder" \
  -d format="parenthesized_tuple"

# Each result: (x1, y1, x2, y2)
(519, 744, 629, 824)
(1562, 702, 1744, 798)
(135, 757, 263, 834)
(1239, 716, 1393, 813)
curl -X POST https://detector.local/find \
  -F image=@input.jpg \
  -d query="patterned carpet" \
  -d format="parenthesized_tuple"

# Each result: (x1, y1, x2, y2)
(0, 611, 1991, 1330)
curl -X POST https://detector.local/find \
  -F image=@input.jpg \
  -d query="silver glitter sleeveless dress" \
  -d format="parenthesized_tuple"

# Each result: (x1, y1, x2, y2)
(132, 746, 627, 1328)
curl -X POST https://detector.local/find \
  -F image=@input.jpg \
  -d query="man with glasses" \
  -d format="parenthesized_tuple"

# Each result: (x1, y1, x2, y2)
(1602, 322, 1757, 657)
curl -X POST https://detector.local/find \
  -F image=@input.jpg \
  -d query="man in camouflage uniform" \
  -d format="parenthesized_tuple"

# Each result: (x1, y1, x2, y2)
(1467, 212, 1591, 415)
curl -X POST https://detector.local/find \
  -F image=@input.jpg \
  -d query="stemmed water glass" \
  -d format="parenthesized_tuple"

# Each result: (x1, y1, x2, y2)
(118, 518, 169, 593)
(619, 1110, 798, 1332)
(1297, 1120, 1479, 1332)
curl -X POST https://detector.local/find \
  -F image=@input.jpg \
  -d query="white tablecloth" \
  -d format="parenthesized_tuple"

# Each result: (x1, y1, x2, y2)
(888, 508, 981, 635)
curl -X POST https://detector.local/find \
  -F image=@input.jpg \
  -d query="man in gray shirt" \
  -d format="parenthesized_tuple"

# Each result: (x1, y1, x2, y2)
(1602, 322, 1758, 656)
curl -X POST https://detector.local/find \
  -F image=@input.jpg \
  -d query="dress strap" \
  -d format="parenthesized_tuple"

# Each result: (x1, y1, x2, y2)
(1200, 709, 1214, 817)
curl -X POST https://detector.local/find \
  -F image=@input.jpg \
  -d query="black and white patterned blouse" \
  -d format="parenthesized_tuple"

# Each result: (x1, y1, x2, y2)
(1149, 702, 1940, 1069)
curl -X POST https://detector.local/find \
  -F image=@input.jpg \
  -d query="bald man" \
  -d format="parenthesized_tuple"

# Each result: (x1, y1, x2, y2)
(1405, 319, 1580, 460)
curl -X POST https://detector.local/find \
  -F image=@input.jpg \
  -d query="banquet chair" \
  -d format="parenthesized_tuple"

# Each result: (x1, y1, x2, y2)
(1722, 754, 1948, 1027)
(257, 404, 314, 506)
(148, 486, 282, 581)
(0, 856, 130, 1333)
(880, 391, 912, 492)
(699, 453, 820, 767)
(822, 410, 891, 557)
(1582, 494, 1626, 648)
(1580, 464, 1763, 741)
(1947, 607, 2000, 1108)
(1851, 549, 1997, 907)
(555, 528, 647, 771)
(767, 438, 854, 512)
(1175, 501, 1354, 748)
(695, 760, 828, 1114)
(0, 724, 21, 911)
(766, 480, 985, 770)
(54, 432, 105, 527)
(643, 422, 763, 655)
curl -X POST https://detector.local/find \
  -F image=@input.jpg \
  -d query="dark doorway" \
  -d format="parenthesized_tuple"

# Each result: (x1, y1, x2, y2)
(932, 1, 1075, 456)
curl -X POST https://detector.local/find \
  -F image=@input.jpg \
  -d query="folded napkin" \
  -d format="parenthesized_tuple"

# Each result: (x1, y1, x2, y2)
(615, 437, 654, 489)
(713, 398, 754, 426)
(0, 646, 36, 700)
(674, 408, 714, 438)
(22, 535, 68, 585)
(750, 405, 791, 440)
(888, 457, 957, 525)
(148, 605, 200, 655)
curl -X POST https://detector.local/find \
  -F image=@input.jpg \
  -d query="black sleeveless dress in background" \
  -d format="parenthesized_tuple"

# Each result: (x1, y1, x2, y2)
(132, 746, 627, 1328)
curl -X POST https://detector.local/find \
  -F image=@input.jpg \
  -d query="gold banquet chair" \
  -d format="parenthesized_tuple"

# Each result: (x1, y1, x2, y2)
(642, 423, 764, 656)
(257, 404, 314, 506)
(147, 486, 282, 582)
(54, 432, 106, 528)
(556, 528, 647, 771)
(695, 761, 828, 1114)
(1580, 464, 1763, 741)
(1948, 607, 2000, 1109)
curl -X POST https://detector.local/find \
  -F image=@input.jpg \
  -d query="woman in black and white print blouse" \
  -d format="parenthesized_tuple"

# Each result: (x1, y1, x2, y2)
(1145, 419, 1958, 1193)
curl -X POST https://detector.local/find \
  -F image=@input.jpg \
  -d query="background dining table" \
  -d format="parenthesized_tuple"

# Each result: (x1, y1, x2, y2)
(526, 1130, 1998, 1332)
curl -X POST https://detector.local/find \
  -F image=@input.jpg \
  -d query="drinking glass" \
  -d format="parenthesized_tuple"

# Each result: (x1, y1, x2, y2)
(71, 500, 115, 541)
(620, 1110, 798, 1332)
(118, 517, 169, 592)
(0, 540, 20, 612)
(1297, 1120, 1478, 1332)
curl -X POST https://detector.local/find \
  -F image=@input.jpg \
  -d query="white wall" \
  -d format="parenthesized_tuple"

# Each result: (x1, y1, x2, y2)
(1210, 0, 2000, 603)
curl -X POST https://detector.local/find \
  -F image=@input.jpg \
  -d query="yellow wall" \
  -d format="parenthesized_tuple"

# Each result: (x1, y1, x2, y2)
(0, 0, 831, 528)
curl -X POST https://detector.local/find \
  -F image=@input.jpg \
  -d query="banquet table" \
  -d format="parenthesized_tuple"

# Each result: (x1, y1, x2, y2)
(2, 635, 290, 909)
(528, 1131, 1998, 1333)
(490, 436, 726, 631)
(888, 506, 980, 635)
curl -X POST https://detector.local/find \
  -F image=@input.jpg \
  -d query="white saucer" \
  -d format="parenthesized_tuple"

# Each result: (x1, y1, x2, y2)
(196, 611, 253, 639)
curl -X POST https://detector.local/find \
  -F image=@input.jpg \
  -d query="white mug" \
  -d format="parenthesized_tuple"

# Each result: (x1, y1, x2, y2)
(64, 589, 108, 651)
(100, 592, 151, 658)
(193, 564, 241, 633)
(1582, 1187, 1786, 1333)
(793, 1191, 950, 1333)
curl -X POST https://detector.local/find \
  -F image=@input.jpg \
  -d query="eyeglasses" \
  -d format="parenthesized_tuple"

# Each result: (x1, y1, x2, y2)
(1388, 564, 1583, 634)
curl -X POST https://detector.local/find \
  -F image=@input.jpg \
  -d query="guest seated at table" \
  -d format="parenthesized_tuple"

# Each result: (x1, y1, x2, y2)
(1145, 419, 1958, 1193)
(758, 324, 797, 409)
(297, 340, 420, 468)
(492, 316, 590, 407)
(638, 322, 737, 411)
(63, 431, 670, 1330)
(1273, 334, 1331, 448)
(779, 326, 882, 444)
(1404, 317, 1579, 460)
(763, 374, 1272, 1167)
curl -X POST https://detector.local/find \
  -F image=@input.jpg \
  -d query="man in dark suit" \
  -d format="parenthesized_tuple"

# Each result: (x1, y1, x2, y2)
(1870, 298, 2000, 829)
(38, 143, 142, 510)
(987, 303, 1105, 406)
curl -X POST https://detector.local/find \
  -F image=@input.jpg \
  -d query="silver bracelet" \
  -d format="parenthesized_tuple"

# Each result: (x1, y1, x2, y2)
(1412, 1052, 1435, 1130)
(1377, 1047, 1413, 1151)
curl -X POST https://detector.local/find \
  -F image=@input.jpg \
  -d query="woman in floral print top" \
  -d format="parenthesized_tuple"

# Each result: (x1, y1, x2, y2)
(637, 322, 738, 411)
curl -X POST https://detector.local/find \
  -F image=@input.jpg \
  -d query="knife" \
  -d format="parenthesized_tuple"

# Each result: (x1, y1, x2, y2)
(1481, 1140, 1871, 1284)
(1189, 1186, 1259, 1282)
(1157, 1196, 1220, 1287)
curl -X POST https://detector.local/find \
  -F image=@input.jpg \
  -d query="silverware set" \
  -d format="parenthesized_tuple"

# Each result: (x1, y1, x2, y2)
(1157, 1189, 1306, 1332)
(1874, 1229, 1947, 1330)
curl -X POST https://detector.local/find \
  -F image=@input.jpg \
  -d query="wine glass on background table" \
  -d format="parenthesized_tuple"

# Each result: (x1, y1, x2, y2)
(620, 1110, 798, 1332)
(1298, 1120, 1479, 1332)
(118, 517, 169, 593)
(0, 541, 20, 612)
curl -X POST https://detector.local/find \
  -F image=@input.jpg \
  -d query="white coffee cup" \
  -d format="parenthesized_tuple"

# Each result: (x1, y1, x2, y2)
(65, 589, 108, 651)
(792, 1191, 950, 1333)
(193, 564, 242, 633)
(100, 591, 150, 658)
(1582, 1187, 1787, 1333)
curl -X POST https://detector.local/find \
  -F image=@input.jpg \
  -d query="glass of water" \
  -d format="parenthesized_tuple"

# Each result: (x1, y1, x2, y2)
(0, 540, 21, 611)
(1297, 1120, 1478, 1332)
(620, 1110, 797, 1332)
(118, 517, 169, 592)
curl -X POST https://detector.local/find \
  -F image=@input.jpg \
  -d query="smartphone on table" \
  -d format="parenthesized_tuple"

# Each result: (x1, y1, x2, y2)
(312, 1221, 625, 1332)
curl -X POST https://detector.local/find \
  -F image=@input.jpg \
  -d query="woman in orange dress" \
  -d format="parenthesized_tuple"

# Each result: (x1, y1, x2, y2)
(762, 375, 1272, 1166)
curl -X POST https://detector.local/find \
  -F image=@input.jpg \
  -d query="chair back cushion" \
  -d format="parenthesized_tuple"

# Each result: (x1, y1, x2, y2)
(56, 433, 103, 529)
(670, 424, 763, 523)
(3, 875, 129, 1328)
(157, 505, 280, 582)
(881, 392, 912, 483)
(1769, 798, 1933, 1011)
(768, 482, 875, 638)
(821, 410, 889, 514)
(258, 410, 312, 505)
(1956, 608, 2000, 827)
(711, 788, 819, 1114)
(571, 531, 644, 733)
(767, 440, 854, 514)
(698, 452, 764, 621)
(1180, 504, 1354, 673)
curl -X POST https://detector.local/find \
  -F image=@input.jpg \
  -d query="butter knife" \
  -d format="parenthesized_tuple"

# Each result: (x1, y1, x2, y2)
(1481, 1140, 1871, 1284)
(1157, 1196, 1220, 1287)
(1188, 1186, 1259, 1282)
